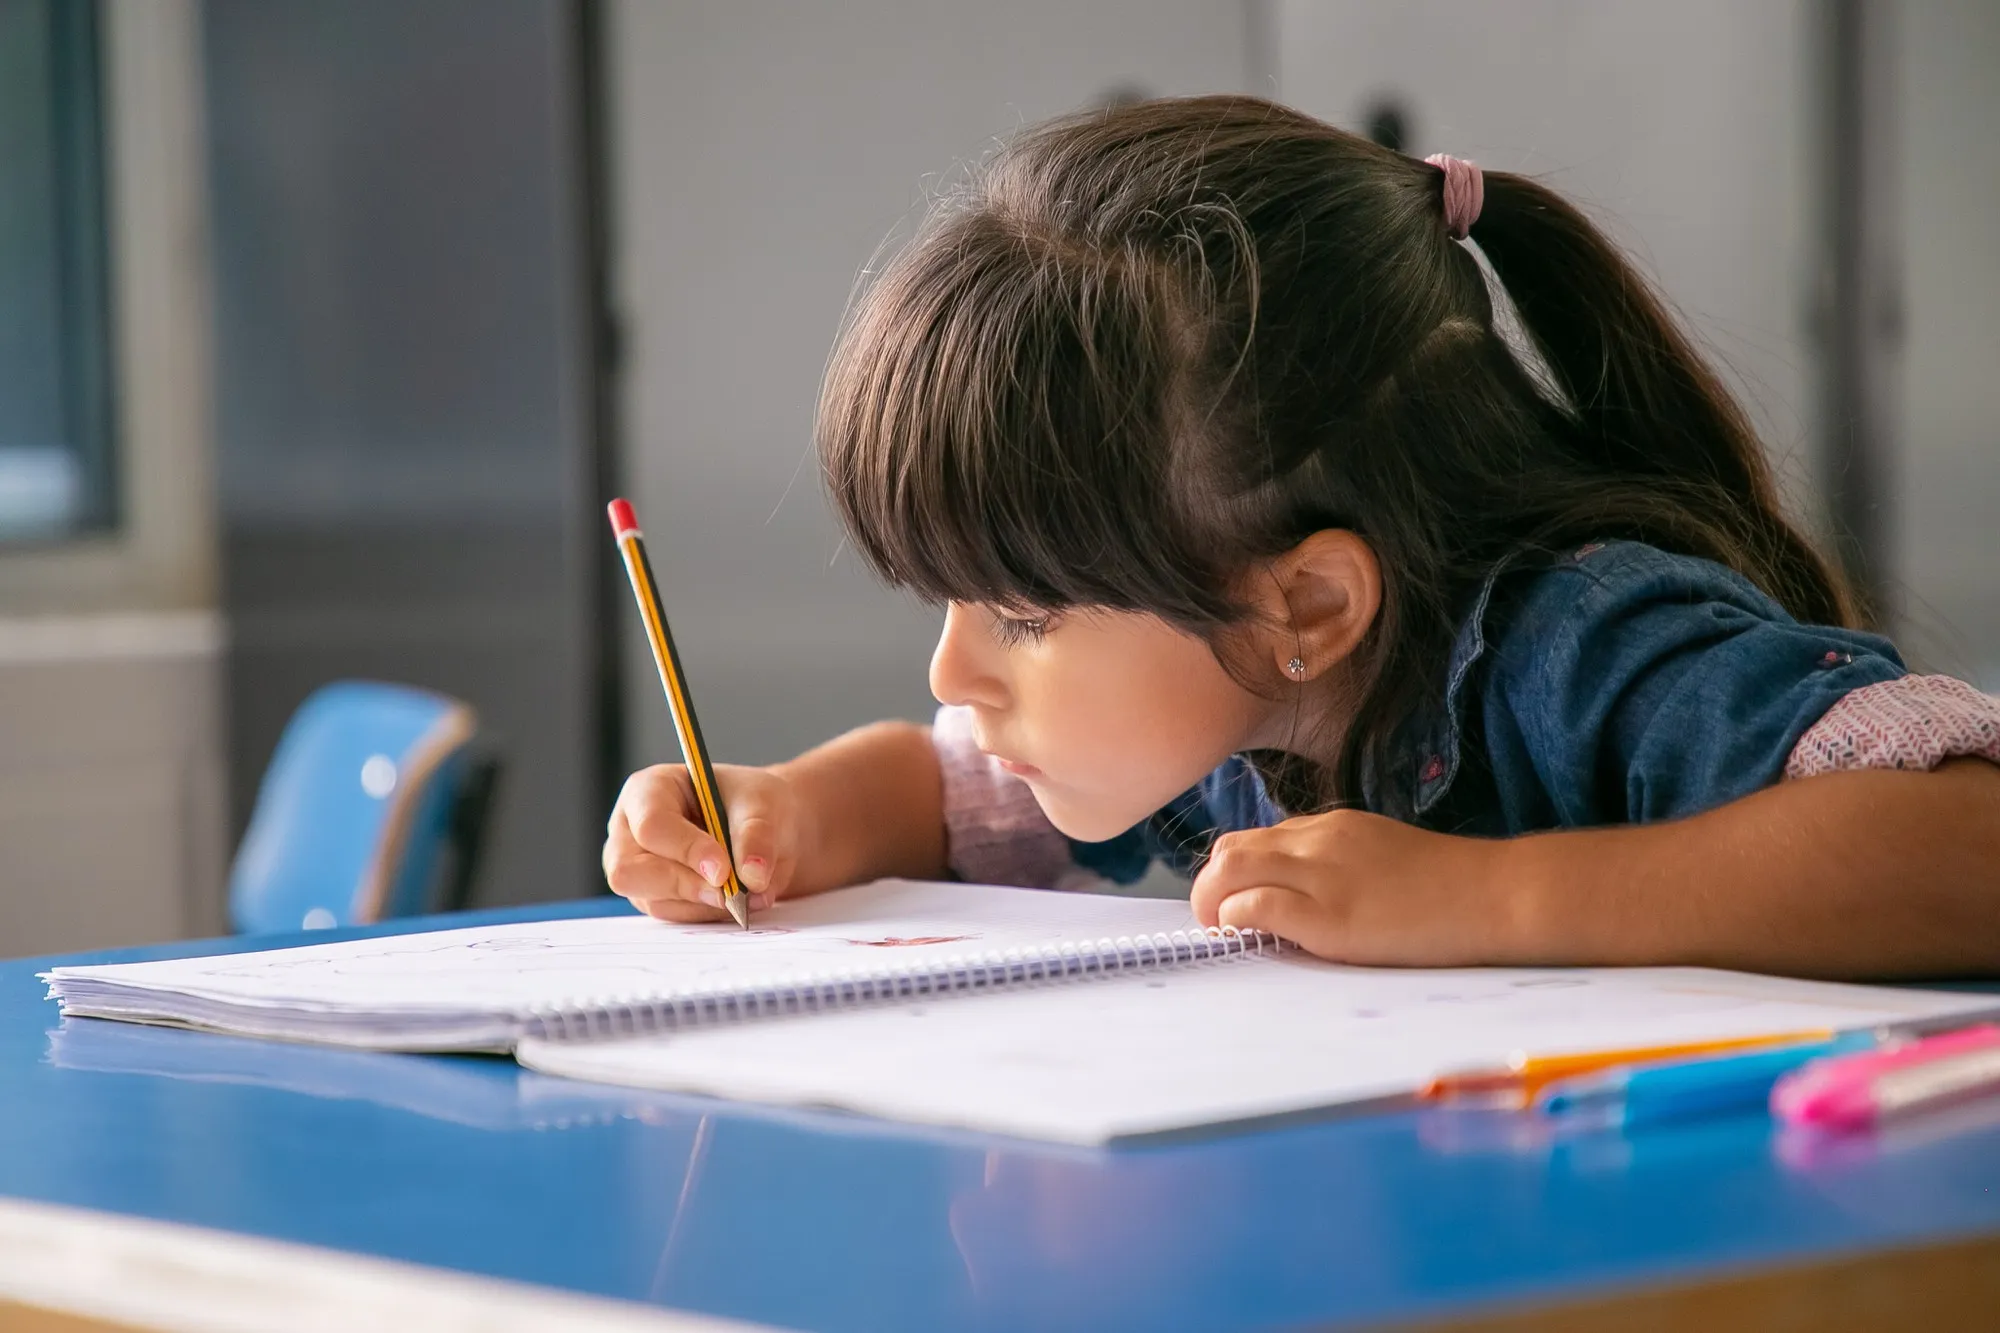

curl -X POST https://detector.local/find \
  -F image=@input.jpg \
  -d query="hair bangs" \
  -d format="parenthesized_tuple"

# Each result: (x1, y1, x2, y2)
(817, 207, 1229, 621)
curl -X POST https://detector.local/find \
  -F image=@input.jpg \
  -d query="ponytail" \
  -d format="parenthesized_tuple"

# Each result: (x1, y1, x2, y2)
(1470, 170, 1858, 628)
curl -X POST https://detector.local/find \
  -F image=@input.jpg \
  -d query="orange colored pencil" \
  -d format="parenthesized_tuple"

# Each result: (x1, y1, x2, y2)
(607, 498, 748, 928)
(1421, 1030, 1835, 1108)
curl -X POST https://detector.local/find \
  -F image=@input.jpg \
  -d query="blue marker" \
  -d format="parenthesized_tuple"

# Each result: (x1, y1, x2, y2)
(1537, 1032, 1881, 1126)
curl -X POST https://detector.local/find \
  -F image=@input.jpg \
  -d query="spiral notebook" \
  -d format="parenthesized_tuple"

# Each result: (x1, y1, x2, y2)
(41, 880, 1270, 1052)
(43, 879, 1995, 1144)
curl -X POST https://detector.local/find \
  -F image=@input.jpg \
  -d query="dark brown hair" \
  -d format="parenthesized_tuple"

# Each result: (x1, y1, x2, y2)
(818, 95, 1852, 810)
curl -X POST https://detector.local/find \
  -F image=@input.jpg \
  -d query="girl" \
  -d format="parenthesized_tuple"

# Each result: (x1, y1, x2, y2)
(605, 96, 2000, 978)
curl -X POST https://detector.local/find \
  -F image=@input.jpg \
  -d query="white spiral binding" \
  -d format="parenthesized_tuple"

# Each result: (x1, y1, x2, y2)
(523, 926, 1278, 1044)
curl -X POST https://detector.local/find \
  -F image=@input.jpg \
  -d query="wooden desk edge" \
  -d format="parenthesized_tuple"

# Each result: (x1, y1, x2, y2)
(0, 1196, 770, 1333)
(1395, 1227, 2000, 1333)
(6, 1196, 1997, 1332)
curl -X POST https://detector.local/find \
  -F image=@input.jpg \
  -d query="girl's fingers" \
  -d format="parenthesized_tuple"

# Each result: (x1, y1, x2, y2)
(1214, 884, 1331, 951)
(728, 804, 798, 901)
(752, 842, 798, 909)
(1188, 835, 1302, 926)
(616, 767, 731, 887)
(602, 808, 732, 920)
(605, 762, 804, 917)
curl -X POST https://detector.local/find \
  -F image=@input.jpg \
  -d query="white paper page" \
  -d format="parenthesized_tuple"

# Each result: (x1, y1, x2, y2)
(43, 881, 1223, 1046)
(517, 958, 1995, 1144)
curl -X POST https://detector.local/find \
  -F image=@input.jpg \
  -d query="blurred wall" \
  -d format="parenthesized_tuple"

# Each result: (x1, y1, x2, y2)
(204, 0, 610, 910)
(606, 0, 1253, 771)
(0, 0, 216, 616)
(1895, 0, 2000, 687)
(0, 0, 226, 959)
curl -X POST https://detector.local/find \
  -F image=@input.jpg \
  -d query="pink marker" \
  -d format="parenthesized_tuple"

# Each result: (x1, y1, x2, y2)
(1772, 1023, 2000, 1131)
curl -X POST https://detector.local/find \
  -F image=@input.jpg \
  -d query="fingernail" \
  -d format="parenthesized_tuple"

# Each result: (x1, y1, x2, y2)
(740, 856, 769, 890)
(748, 892, 772, 911)
(697, 858, 724, 888)
(699, 887, 723, 909)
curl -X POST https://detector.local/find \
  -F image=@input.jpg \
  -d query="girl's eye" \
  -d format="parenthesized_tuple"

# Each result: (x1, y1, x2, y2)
(990, 613, 1053, 648)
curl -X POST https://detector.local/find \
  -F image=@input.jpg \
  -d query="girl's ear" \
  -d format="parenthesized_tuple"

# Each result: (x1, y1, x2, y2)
(1244, 531, 1382, 682)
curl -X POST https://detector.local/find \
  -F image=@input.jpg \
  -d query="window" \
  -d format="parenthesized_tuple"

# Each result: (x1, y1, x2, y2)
(0, 0, 115, 542)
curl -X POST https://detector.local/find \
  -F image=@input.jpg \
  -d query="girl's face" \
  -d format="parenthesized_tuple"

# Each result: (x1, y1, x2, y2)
(930, 603, 1280, 842)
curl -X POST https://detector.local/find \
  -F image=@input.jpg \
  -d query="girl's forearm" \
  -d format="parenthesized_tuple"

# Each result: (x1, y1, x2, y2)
(772, 720, 949, 895)
(1503, 759, 2000, 978)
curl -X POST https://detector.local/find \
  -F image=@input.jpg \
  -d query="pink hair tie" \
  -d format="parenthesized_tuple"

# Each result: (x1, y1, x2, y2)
(1423, 153, 1483, 240)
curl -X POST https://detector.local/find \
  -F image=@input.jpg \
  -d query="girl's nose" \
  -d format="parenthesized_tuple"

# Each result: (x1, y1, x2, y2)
(929, 604, 1009, 710)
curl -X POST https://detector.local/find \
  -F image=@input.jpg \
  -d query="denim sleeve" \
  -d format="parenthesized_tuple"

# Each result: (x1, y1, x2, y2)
(1479, 545, 1906, 826)
(1065, 756, 1281, 884)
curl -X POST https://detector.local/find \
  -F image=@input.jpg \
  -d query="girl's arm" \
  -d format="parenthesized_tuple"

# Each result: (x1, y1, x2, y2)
(1506, 758, 2000, 977)
(772, 721, 948, 895)
(1190, 760, 2000, 979)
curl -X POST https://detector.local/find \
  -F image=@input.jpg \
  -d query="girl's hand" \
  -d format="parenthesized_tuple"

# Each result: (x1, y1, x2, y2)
(1188, 809, 1516, 965)
(603, 764, 814, 923)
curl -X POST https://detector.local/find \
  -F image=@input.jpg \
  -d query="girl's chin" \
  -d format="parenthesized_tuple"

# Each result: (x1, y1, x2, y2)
(1026, 785, 1158, 845)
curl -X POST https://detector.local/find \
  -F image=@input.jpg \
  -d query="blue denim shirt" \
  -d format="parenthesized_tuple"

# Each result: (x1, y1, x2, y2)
(1069, 541, 1904, 883)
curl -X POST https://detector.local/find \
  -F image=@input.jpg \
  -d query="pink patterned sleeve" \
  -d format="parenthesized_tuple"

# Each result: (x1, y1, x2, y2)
(931, 705, 1097, 890)
(1786, 674, 2000, 779)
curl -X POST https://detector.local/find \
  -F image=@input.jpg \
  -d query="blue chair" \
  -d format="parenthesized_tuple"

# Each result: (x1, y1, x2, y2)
(229, 681, 500, 935)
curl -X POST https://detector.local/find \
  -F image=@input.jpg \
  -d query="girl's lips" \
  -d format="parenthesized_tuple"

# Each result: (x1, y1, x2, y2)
(990, 755, 1042, 779)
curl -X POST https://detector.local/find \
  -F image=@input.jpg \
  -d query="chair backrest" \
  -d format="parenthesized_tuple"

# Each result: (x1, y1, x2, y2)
(229, 681, 481, 934)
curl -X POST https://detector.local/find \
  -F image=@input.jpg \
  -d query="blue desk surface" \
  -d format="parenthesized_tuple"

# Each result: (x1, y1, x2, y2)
(5, 903, 2000, 1332)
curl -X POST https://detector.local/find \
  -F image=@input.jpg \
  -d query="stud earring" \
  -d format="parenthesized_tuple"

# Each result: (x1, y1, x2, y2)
(1286, 657, 1307, 680)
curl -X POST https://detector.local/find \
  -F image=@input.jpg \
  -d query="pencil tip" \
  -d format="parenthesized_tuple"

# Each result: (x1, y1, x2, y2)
(726, 894, 750, 929)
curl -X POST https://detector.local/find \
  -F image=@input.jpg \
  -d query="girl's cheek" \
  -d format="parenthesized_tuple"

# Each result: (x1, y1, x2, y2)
(1016, 616, 1248, 821)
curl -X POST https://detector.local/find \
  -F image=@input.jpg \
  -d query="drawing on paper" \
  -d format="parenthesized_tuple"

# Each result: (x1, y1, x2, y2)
(180, 919, 992, 999)
(841, 936, 975, 949)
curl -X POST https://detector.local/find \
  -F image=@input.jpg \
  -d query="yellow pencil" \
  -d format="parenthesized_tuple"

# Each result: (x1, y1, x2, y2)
(1420, 1029, 1835, 1107)
(607, 498, 749, 928)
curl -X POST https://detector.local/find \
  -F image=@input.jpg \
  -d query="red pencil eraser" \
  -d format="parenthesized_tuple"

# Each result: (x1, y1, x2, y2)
(607, 498, 640, 538)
